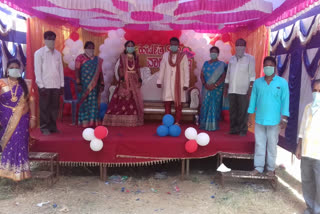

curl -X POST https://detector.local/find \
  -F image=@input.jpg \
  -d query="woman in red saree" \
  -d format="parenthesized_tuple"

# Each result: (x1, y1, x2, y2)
(103, 40, 144, 126)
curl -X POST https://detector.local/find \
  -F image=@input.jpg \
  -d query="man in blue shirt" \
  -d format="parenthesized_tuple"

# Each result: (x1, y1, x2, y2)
(247, 56, 290, 176)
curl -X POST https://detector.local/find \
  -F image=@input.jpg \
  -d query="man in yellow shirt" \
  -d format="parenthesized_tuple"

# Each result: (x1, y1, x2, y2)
(296, 79, 320, 214)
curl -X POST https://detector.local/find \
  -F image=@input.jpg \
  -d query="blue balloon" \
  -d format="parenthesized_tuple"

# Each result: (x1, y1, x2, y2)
(157, 125, 169, 137)
(162, 114, 174, 127)
(99, 103, 108, 120)
(169, 125, 181, 137)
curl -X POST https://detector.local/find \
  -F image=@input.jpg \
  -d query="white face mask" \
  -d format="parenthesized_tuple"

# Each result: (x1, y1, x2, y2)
(8, 68, 22, 78)
(44, 40, 55, 49)
(85, 49, 95, 57)
(235, 46, 246, 58)
(311, 92, 320, 114)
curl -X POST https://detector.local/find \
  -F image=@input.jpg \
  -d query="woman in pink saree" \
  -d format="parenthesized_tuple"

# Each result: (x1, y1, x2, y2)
(103, 40, 144, 126)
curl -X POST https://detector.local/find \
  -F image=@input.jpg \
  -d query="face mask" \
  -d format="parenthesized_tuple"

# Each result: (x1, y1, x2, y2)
(170, 45, 178, 52)
(235, 46, 245, 58)
(311, 92, 320, 114)
(210, 53, 218, 60)
(126, 47, 135, 54)
(44, 40, 55, 49)
(263, 66, 275, 76)
(85, 49, 94, 57)
(8, 68, 21, 78)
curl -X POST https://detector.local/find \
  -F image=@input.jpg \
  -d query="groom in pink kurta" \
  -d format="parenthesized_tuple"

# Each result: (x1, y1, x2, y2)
(157, 37, 190, 124)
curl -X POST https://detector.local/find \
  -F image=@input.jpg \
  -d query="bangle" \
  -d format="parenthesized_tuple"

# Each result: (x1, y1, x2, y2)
(249, 85, 253, 88)
(30, 116, 36, 120)
(282, 118, 288, 123)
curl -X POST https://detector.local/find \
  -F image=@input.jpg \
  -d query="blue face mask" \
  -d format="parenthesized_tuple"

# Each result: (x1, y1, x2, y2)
(312, 92, 320, 114)
(170, 45, 178, 52)
(210, 53, 218, 60)
(8, 68, 22, 78)
(263, 66, 275, 76)
(126, 47, 135, 54)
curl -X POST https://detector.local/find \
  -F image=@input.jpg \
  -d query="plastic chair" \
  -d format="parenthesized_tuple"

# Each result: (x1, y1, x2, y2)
(62, 77, 80, 125)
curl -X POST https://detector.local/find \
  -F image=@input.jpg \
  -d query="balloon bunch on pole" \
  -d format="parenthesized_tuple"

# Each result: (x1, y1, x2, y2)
(82, 126, 108, 152)
(156, 114, 181, 137)
(184, 127, 210, 153)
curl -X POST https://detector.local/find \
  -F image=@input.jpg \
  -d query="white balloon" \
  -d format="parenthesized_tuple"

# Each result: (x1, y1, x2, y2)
(90, 138, 103, 152)
(108, 30, 118, 39)
(68, 61, 75, 70)
(70, 46, 78, 55)
(196, 132, 210, 146)
(65, 39, 73, 47)
(116, 29, 125, 37)
(74, 40, 83, 48)
(63, 55, 72, 64)
(62, 47, 70, 56)
(82, 128, 95, 141)
(184, 127, 198, 140)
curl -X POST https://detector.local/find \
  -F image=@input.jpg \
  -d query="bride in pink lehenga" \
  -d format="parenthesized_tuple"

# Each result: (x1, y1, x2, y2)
(103, 40, 144, 127)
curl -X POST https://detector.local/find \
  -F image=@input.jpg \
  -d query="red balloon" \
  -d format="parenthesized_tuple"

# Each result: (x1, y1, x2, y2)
(221, 33, 231, 43)
(70, 32, 79, 41)
(185, 140, 198, 153)
(94, 126, 108, 139)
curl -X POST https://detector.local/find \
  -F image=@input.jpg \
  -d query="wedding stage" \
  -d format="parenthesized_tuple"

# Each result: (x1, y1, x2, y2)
(30, 121, 255, 168)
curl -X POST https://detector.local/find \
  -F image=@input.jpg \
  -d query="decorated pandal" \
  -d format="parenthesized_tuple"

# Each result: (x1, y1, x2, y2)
(1, 0, 319, 178)
(30, 30, 256, 170)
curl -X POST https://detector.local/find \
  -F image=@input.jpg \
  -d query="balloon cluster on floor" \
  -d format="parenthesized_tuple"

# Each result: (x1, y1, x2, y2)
(156, 114, 181, 137)
(184, 127, 210, 153)
(82, 126, 108, 152)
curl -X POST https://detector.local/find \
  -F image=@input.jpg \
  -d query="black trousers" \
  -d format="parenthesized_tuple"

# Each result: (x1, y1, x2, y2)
(39, 88, 60, 133)
(228, 94, 248, 134)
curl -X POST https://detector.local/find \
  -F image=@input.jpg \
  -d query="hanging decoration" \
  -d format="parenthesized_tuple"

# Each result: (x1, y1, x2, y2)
(62, 34, 84, 70)
(98, 29, 126, 103)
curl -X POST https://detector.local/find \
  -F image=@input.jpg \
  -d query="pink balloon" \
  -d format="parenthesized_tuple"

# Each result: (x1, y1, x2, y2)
(185, 140, 198, 153)
(94, 126, 108, 139)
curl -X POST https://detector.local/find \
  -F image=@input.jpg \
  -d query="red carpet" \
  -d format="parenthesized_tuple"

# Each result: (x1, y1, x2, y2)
(30, 121, 255, 166)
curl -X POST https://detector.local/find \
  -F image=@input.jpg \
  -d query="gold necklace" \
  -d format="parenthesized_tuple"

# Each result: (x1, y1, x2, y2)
(8, 78, 19, 102)
(126, 57, 135, 71)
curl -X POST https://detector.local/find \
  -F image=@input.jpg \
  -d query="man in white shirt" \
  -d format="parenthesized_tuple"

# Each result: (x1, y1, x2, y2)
(296, 79, 320, 214)
(224, 38, 255, 136)
(157, 37, 189, 124)
(34, 31, 64, 135)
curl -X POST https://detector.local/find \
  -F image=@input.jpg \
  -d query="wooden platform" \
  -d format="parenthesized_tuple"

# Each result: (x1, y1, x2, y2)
(29, 152, 59, 186)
